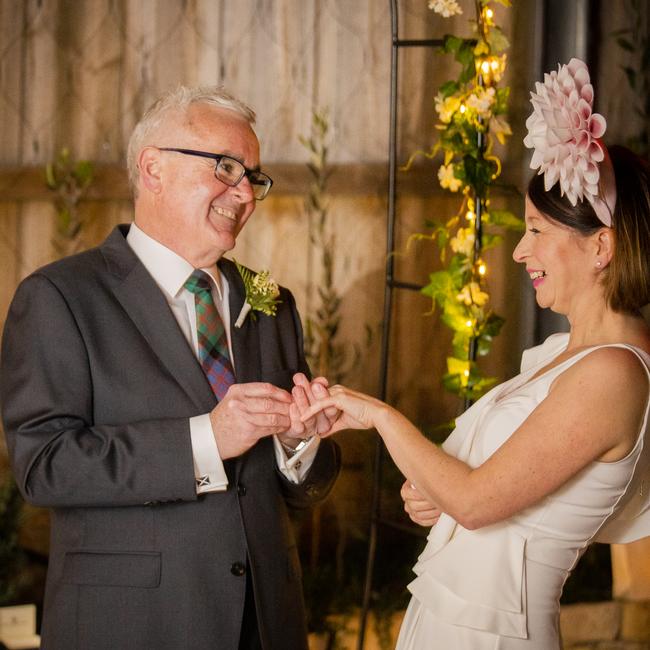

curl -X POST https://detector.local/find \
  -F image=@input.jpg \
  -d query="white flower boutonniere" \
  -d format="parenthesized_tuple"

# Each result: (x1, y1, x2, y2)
(234, 260, 282, 328)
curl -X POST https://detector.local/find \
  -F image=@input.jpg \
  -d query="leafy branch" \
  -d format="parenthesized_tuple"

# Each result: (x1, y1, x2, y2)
(300, 109, 366, 384)
(45, 147, 94, 256)
(414, 0, 523, 402)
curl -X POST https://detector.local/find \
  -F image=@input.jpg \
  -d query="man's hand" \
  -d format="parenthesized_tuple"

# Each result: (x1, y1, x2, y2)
(277, 373, 341, 448)
(209, 383, 292, 459)
(401, 480, 441, 528)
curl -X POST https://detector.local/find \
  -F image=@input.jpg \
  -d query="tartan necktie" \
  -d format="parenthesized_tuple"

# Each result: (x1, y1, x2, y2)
(184, 270, 235, 400)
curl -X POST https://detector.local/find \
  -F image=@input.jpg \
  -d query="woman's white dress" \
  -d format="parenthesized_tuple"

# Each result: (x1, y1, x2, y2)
(396, 334, 650, 649)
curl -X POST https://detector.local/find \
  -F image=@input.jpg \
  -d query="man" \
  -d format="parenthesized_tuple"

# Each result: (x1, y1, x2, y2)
(0, 86, 340, 650)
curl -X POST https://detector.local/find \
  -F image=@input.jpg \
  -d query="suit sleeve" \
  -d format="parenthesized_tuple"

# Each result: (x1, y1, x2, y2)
(272, 288, 341, 508)
(0, 274, 197, 508)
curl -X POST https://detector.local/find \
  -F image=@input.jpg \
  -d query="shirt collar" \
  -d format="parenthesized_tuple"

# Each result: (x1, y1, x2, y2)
(126, 222, 224, 300)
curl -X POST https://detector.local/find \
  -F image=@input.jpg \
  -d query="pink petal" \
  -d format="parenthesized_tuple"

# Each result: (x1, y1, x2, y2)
(567, 58, 587, 75)
(583, 162, 599, 184)
(545, 165, 560, 188)
(577, 98, 592, 120)
(575, 132, 590, 151)
(588, 140, 605, 162)
(589, 114, 607, 138)
(580, 83, 594, 104)
(530, 150, 545, 169)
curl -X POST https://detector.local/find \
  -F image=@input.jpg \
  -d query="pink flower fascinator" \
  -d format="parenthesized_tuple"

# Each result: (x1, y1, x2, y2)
(523, 58, 616, 227)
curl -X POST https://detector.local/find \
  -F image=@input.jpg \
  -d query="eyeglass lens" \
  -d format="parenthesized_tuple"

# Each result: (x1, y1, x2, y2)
(215, 157, 270, 200)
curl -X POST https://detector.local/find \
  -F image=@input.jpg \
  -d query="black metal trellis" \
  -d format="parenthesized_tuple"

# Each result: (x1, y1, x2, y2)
(355, 2, 444, 648)
(356, 2, 490, 646)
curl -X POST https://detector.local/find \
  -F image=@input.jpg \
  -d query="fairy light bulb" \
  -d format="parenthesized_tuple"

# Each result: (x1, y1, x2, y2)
(478, 262, 487, 276)
(465, 319, 473, 329)
(466, 209, 475, 222)
(491, 59, 500, 70)
(486, 8, 494, 19)
(459, 104, 467, 114)
(481, 60, 491, 75)
(463, 369, 470, 377)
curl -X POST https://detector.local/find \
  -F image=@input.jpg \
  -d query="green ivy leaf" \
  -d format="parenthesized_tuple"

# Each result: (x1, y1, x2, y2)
(442, 301, 472, 331)
(421, 270, 454, 304)
(494, 87, 510, 113)
(487, 209, 524, 230)
(482, 313, 505, 337)
(448, 254, 471, 285)
(481, 232, 503, 250)
(442, 372, 463, 394)
(452, 329, 471, 358)
(443, 35, 464, 55)
(439, 80, 459, 98)
(487, 25, 510, 53)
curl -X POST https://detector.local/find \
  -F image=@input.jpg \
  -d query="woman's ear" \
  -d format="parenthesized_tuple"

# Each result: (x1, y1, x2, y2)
(595, 228, 615, 268)
(137, 147, 163, 194)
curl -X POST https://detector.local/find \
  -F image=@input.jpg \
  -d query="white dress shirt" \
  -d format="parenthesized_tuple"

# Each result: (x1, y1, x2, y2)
(126, 223, 319, 492)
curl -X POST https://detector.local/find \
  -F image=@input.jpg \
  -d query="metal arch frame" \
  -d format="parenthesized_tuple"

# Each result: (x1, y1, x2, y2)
(356, 2, 443, 648)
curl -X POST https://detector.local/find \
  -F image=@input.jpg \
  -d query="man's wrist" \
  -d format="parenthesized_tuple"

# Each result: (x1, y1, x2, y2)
(279, 437, 312, 457)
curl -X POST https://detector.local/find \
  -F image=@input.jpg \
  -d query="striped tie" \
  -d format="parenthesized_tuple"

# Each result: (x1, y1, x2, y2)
(184, 270, 235, 400)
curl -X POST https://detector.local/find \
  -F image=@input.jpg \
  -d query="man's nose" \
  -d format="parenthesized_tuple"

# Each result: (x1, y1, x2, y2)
(230, 175, 255, 203)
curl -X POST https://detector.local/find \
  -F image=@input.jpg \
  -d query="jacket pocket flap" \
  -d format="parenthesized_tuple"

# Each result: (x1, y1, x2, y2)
(63, 550, 161, 588)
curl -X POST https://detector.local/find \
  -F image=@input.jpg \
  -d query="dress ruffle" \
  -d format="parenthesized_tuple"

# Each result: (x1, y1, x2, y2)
(409, 524, 528, 639)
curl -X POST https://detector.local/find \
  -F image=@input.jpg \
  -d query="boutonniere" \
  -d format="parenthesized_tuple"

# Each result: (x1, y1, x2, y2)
(234, 260, 282, 328)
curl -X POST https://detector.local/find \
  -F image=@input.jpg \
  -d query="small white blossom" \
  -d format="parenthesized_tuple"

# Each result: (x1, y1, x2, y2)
(435, 93, 461, 124)
(438, 164, 462, 192)
(466, 87, 496, 118)
(252, 270, 279, 298)
(489, 114, 513, 145)
(450, 228, 475, 257)
(457, 282, 489, 306)
(428, 0, 463, 18)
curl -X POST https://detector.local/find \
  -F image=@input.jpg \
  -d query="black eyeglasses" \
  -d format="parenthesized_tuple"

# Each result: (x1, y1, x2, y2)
(158, 147, 273, 200)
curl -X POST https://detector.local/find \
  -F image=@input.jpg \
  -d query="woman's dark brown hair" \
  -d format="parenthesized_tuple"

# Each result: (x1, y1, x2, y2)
(528, 145, 650, 313)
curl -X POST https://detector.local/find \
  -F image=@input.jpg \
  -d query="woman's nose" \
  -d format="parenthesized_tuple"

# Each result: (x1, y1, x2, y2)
(512, 235, 528, 263)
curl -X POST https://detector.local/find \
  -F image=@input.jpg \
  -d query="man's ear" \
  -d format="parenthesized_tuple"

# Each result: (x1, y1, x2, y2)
(595, 228, 615, 268)
(137, 147, 163, 194)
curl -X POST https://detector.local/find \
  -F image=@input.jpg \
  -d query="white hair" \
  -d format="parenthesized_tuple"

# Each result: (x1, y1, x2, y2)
(126, 85, 256, 195)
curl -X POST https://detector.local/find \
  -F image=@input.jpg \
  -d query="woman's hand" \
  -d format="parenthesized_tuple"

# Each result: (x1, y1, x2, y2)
(401, 480, 442, 527)
(299, 384, 389, 436)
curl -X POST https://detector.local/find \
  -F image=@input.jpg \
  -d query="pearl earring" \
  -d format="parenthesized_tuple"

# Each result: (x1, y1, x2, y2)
(596, 261, 602, 268)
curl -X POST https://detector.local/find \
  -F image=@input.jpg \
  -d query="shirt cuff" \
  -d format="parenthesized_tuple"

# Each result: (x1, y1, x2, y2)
(273, 435, 321, 484)
(190, 414, 228, 493)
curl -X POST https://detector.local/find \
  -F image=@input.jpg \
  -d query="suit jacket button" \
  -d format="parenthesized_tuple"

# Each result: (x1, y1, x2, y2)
(230, 562, 246, 577)
(237, 484, 247, 496)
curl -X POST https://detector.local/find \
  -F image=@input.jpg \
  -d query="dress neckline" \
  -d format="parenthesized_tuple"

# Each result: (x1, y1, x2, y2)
(494, 339, 650, 405)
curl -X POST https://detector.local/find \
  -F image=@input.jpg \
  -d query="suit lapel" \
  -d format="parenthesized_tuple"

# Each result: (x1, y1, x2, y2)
(218, 258, 261, 384)
(101, 226, 216, 413)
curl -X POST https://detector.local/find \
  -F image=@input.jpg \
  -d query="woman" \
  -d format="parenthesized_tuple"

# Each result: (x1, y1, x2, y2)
(303, 59, 650, 648)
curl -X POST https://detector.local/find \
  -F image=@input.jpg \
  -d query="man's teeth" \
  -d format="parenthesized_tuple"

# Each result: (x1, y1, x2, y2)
(530, 271, 546, 280)
(212, 206, 236, 221)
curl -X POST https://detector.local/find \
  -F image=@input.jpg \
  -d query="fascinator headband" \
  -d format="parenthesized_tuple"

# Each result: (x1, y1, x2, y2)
(523, 58, 616, 227)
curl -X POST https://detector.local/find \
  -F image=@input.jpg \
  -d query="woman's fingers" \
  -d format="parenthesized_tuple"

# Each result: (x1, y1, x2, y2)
(401, 480, 441, 527)
(293, 374, 332, 434)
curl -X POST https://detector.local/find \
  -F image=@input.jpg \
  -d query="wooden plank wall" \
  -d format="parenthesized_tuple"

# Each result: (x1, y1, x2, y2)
(0, 0, 642, 455)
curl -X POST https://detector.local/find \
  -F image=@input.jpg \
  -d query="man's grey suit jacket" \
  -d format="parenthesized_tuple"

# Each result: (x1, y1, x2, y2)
(0, 225, 341, 650)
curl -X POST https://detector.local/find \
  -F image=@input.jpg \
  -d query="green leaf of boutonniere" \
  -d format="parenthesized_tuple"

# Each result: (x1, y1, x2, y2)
(234, 260, 282, 328)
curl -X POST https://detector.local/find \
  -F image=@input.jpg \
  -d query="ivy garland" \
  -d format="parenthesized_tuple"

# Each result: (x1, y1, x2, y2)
(412, 0, 523, 401)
